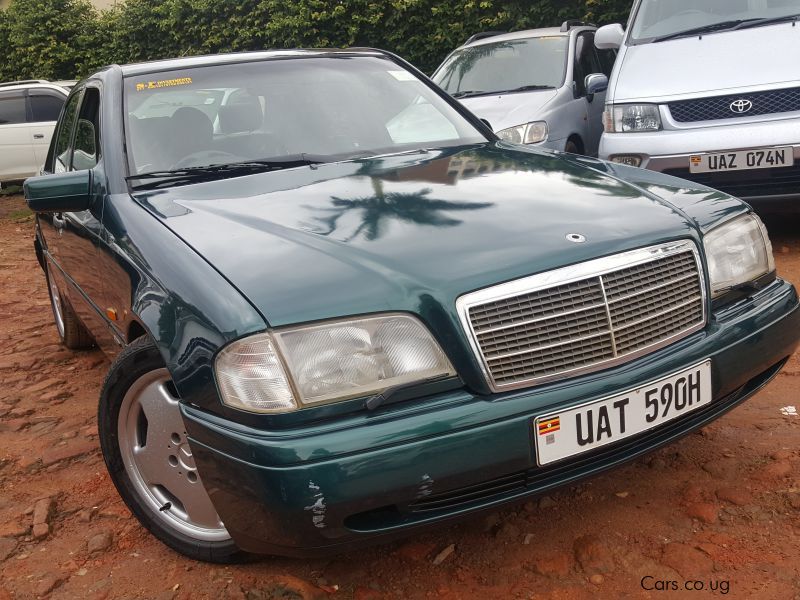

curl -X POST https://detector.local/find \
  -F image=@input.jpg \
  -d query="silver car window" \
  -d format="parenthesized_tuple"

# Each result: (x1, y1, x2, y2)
(433, 36, 569, 95)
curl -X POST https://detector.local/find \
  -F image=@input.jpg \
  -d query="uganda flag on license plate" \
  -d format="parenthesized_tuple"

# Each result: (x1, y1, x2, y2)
(538, 417, 560, 435)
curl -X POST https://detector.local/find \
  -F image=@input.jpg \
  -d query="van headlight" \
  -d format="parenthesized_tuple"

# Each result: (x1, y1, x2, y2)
(497, 121, 548, 144)
(214, 314, 455, 413)
(604, 104, 662, 133)
(704, 214, 775, 298)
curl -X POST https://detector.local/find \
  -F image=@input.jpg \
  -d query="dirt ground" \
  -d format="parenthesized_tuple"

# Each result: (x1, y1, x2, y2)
(0, 193, 799, 600)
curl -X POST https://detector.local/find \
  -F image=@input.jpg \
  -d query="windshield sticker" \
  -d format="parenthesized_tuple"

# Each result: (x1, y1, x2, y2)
(135, 77, 193, 92)
(388, 70, 416, 81)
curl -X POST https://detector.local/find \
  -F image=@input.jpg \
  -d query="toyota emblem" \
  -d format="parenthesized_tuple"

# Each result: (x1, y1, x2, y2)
(566, 233, 586, 243)
(730, 99, 753, 114)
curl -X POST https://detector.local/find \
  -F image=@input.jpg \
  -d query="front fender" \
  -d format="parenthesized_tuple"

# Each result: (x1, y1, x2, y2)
(101, 193, 266, 415)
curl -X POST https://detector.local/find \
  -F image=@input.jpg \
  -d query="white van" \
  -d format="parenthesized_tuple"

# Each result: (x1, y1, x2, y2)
(0, 80, 69, 184)
(597, 1, 800, 207)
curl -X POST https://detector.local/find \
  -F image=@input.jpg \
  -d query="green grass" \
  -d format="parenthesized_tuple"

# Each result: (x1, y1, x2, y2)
(0, 184, 23, 196)
(8, 207, 33, 222)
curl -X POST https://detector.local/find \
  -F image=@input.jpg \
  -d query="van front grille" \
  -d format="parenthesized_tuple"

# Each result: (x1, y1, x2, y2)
(669, 87, 800, 123)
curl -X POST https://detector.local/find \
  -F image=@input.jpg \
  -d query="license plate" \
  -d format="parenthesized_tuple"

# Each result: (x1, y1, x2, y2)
(689, 147, 793, 173)
(533, 361, 712, 466)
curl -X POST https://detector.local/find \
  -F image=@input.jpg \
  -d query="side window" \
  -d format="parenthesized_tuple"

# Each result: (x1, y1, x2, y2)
(597, 49, 617, 77)
(52, 92, 82, 173)
(0, 91, 26, 125)
(72, 88, 100, 171)
(573, 33, 601, 96)
(29, 92, 66, 123)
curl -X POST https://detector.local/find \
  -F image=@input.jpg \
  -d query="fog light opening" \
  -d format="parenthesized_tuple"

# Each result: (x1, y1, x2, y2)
(610, 155, 643, 167)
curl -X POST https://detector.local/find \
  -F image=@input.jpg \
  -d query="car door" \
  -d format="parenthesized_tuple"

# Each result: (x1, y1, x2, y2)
(573, 32, 606, 155)
(0, 90, 37, 181)
(39, 85, 110, 346)
(27, 89, 67, 170)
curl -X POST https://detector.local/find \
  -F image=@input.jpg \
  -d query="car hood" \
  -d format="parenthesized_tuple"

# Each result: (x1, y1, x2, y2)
(459, 89, 559, 131)
(134, 143, 744, 329)
(614, 24, 800, 102)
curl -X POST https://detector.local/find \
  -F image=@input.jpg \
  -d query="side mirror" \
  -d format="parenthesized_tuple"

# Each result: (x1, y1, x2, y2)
(595, 23, 625, 50)
(24, 170, 92, 213)
(585, 73, 609, 102)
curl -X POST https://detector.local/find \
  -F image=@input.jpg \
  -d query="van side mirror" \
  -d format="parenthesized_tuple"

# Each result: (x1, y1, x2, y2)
(585, 73, 609, 102)
(595, 24, 625, 50)
(24, 170, 92, 213)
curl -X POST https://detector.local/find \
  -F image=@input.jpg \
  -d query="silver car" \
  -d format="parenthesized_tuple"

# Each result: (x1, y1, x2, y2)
(432, 22, 616, 155)
(597, 0, 800, 207)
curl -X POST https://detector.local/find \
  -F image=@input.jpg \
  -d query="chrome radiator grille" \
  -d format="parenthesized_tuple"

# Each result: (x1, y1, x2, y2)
(458, 242, 706, 391)
(669, 87, 800, 123)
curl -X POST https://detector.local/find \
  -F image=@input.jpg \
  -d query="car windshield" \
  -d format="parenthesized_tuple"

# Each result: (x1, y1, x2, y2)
(432, 36, 568, 97)
(123, 55, 486, 177)
(630, 0, 799, 43)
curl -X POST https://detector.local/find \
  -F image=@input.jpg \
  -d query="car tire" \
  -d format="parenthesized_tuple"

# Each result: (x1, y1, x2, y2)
(46, 263, 94, 350)
(98, 336, 248, 563)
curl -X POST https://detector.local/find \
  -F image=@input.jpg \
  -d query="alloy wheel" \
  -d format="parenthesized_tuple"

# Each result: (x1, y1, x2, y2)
(117, 368, 230, 541)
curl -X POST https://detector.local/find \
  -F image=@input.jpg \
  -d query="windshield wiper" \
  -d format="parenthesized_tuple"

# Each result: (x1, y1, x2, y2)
(733, 13, 799, 30)
(126, 156, 325, 187)
(452, 85, 553, 98)
(495, 84, 556, 94)
(451, 90, 487, 98)
(651, 20, 747, 43)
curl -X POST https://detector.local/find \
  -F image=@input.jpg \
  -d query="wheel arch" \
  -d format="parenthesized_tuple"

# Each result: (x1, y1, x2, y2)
(127, 319, 148, 344)
(567, 134, 585, 154)
(101, 194, 267, 414)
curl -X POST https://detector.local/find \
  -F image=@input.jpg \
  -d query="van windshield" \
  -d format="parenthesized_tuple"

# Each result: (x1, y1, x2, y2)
(433, 36, 568, 97)
(630, 0, 799, 43)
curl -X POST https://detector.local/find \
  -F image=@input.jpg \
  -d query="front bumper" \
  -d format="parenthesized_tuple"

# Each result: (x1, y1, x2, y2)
(183, 279, 799, 557)
(599, 115, 800, 203)
(538, 137, 568, 152)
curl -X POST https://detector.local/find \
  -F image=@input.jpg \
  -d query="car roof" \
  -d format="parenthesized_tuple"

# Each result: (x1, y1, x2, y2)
(0, 80, 70, 94)
(118, 48, 388, 78)
(461, 26, 595, 49)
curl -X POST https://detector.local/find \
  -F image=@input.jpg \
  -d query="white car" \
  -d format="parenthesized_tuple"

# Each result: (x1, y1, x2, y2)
(0, 80, 69, 184)
(597, 0, 800, 209)
(432, 22, 616, 155)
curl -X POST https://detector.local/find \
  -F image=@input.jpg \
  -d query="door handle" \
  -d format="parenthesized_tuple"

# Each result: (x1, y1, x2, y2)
(33, 134, 45, 139)
(52, 213, 66, 230)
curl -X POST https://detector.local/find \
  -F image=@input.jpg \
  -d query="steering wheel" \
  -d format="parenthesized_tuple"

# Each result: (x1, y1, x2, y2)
(172, 150, 242, 170)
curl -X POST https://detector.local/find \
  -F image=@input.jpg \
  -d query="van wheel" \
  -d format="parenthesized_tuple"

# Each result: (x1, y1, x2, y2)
(46, 262, 94, 349)
(98, 336, 248, 563)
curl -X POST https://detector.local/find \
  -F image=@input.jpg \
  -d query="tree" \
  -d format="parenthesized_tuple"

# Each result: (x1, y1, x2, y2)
(0, 0, 98, 81)
(0, 0, 636, 81)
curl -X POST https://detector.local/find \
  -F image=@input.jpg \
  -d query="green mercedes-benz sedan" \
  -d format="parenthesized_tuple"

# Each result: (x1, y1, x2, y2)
(24, 49, 799, 562)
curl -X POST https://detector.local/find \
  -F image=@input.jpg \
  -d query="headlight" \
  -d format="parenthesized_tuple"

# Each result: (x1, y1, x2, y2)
(496, 121, 548, 144)
(704, 214, 775, 298)
(215, 314, 455, 413)
(604, 104, 662, 133)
